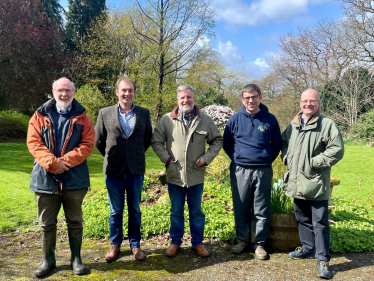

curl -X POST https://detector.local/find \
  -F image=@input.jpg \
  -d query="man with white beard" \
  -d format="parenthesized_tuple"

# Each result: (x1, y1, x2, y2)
(27, 77, 95, 277)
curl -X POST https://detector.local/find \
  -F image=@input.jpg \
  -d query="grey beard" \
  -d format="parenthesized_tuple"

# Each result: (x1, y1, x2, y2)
(179, 103, 194, 114)
(56, 99, 72, 111)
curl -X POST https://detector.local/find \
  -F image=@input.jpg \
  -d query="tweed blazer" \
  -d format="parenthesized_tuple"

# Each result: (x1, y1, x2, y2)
(95, 104, 152, 176)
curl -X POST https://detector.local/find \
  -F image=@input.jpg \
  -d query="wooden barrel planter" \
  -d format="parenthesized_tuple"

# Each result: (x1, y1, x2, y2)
(268, 212, 300, 251)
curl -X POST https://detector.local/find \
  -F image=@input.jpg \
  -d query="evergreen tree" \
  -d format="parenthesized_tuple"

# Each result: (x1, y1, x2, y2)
(42, 0, 65, 31)
(65, 0, 106, 50)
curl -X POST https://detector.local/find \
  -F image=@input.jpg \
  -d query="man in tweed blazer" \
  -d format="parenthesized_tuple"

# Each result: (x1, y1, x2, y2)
(95, 77, 152, 262)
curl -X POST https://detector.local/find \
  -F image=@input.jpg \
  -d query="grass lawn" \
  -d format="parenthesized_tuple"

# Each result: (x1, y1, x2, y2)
(0, 141, 164, 232)
(0, 141, 373, 232)
(331, 143, 374, 213)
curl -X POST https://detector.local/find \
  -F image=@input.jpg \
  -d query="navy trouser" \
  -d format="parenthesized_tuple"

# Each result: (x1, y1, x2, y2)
(294, 198, 331, 262)
(230, 164, 272, 245)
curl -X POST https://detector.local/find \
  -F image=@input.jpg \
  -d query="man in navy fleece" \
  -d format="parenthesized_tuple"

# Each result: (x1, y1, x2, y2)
(223, 84, 281, 260)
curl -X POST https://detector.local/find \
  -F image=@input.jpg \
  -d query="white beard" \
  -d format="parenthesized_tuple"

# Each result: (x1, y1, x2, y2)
(56, 99, 73, 111)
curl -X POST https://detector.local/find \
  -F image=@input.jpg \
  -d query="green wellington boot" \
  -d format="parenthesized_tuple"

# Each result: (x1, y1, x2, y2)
(34, 230, 56, 277)
(68, 228, 86, 275)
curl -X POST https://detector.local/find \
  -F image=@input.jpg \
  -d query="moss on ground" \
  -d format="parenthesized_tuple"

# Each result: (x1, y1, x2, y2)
(1, 231, 374, 281)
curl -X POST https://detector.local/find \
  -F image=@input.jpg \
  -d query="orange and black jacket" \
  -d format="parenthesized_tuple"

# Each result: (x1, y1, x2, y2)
(27, 98, 95, 194)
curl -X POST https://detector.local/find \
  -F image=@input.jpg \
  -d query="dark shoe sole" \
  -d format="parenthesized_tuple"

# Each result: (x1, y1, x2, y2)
(318, 273, 332, 279)
(289, 253, 316, 260)
(193, 248, 210, 258)
(231, 247, 246, 254)
(289, 256, 316, 260)
(134, 255, 146, 261)
(165, 248, 179, 257)
(105, 253, 121, 263)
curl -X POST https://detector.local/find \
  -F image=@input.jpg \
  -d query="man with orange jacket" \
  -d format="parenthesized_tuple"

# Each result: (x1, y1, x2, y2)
(27, 77, 95, 277)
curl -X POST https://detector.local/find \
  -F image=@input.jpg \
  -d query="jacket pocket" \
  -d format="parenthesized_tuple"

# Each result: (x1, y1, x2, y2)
(193, 130, 207, 144)
(30, 163, 57, 192)
(298, 171, 324, 199)
(166, 160, 180, 182)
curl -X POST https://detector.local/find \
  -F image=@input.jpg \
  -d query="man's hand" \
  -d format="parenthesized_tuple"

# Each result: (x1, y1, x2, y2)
(51, 161, 71, 174)
(196, 157, 206, 166)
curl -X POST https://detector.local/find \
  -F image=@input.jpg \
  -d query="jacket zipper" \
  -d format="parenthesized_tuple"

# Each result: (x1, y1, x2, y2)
(59, 111, 85, 190)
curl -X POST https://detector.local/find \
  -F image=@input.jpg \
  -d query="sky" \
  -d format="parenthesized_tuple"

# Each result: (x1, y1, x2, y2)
(60, 0, 345, 79)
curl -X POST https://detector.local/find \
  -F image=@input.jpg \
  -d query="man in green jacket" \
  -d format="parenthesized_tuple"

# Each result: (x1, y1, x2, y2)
(151, 85, 223, 258)
(281, 89, 344, 279)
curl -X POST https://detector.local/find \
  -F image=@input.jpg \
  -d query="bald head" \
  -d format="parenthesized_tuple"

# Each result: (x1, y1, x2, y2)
(301, 89, 319, 101)
(52, 77, 76, 111)
(300, 88, 320, 119)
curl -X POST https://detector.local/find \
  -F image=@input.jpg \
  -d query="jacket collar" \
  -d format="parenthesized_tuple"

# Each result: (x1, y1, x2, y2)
(292, 109, 320, 126)
(170, 105, 201, 118)
(37, 98, 86, 117)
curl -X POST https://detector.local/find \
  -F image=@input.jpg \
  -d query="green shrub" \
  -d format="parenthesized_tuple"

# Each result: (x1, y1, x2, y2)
(0, 111, 30, 138)
(330, 198, 374, 252)
(75, 84, 114, 126)
(350, 109, 374, 143)
(205, 151, 230, 180)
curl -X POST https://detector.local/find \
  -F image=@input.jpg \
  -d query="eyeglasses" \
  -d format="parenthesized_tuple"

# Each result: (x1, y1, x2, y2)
(300, 99, 319, 104)
(242, 95, 259, 101)
(54, 89, 74, 94)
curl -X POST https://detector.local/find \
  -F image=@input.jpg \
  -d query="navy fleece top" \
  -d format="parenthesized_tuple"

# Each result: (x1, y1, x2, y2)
(223, 104, 282, 168)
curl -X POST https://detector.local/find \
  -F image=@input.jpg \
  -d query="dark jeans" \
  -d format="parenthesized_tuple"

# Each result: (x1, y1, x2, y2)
(294, 198, 330, 262)
(35, 188, 88, 233)
(168, 183, 205, 247)
(230, 164, 272, 244)
(105, 174, 143, 249)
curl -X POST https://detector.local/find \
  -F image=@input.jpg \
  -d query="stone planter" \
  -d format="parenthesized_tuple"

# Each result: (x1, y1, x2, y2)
(268, 212, 300, 251)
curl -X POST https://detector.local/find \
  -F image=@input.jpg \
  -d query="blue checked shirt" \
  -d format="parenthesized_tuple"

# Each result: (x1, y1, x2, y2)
(118, 103, 135, 137)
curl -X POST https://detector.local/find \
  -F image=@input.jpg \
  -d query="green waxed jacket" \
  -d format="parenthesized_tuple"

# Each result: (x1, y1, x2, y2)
(151, 106, 223, 187)
(281, 110, 344, 201)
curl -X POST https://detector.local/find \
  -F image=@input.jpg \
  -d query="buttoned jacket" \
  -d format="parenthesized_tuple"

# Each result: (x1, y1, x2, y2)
(95, 104, 152, 176)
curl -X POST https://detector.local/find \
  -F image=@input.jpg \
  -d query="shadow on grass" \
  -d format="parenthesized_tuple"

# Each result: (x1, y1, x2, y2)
(331, 210, 374, 225)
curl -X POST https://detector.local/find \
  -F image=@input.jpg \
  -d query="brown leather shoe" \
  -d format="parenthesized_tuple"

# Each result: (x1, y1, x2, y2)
(193, 245, 209, 258)
(132, 248, 146, 261)
(165, 245, 180, 257)
(105, 245, 121, 262)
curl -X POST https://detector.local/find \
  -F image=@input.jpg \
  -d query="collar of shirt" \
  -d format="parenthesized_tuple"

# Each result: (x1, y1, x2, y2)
(300, 113, 314, 127)
(117, 102, 135, 115)
(118, 103, 135, 137)
(179, 107, 195, 126)
(55, 104, 72, 114)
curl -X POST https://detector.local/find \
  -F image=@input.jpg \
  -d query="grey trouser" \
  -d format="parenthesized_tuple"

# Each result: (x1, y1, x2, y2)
(294, 198, 331, 262)
(35, 188, 88, 233)
(230, 164, 272, 245)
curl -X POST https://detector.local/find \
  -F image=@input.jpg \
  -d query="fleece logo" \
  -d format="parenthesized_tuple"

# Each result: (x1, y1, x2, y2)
(257, 125, 268, 132)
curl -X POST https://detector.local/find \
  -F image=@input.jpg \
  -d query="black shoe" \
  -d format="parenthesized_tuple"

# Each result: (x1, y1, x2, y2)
(289, 246, 315, 259)
(317, 260, 332, 279)
(231, 240, 247, 254)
